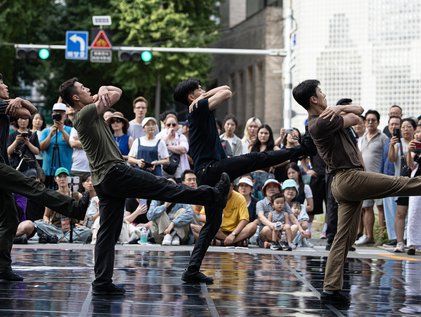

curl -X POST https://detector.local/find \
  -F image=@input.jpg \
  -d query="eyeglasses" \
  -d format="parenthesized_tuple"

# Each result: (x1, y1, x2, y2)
(166, 123, 177, 127)
(111, 119, 122, 124)
(366, 119, 377, 123)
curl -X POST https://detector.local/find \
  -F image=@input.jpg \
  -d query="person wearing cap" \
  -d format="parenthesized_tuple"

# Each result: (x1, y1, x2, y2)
(128, 117, 169, 176)
(59, 78, 230, 295)
(106, 112, 133, 157)
(292, 79, 421, 306)
(34, 167, 92, 244)
(237, 176, 258, 223)
(39, 102, 73, 188)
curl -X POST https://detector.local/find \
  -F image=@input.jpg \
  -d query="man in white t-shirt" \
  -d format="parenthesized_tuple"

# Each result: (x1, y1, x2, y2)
(128, 96, 148, 139)
(69, 127, 90, 179)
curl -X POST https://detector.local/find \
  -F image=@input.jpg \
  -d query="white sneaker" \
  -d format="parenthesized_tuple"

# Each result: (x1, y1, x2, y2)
(301, 238, 314, 248)
(171, 234, 180, 246)
(355, 235, 370, 246)
(394, 242, 405, 253)
(162, 234, 173, 246)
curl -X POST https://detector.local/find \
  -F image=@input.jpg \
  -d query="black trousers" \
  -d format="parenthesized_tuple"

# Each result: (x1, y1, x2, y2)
(0, 162, 82, 271)
(325, 173, 338, 245)
(92, 164, 220, 287)
(188, 148, 300, 272)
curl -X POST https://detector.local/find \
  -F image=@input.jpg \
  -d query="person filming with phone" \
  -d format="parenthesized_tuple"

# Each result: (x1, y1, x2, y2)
(39, 102, 73, 188)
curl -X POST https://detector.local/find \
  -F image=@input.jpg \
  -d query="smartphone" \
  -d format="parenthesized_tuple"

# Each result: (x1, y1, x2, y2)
(143, 161, 153, 168)
(19, 132, 29, 138)
(414, 140, 421, 154)
(393, 128, 401, 139)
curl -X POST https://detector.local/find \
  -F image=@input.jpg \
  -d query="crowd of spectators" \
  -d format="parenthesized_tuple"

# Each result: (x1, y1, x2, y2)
(8, 95, 421, 255)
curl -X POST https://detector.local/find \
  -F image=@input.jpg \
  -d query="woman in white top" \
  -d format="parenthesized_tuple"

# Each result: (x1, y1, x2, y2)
(128, 117, 169, 176)
(31, 113, 46, 165)
(160, 114, 190, 180)
(220, 114, 243, 157)
(241, 117, 262, 154)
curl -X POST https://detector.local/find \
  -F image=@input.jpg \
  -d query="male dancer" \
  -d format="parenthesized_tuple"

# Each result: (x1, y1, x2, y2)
(0, 74, 90, 281)
(292, 79, 421, 306)
(59, 78, 230, 296)
(173, 78, 317, 284)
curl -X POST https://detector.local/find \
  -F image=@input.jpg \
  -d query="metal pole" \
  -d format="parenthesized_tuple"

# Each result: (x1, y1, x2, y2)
(282, 0, 293, 129)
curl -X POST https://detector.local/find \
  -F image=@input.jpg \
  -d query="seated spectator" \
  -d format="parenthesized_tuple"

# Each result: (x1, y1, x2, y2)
(128, 117, 169, 176)
(237, 176, 258, 223)
(242, 117, 262, 154)
(267, 193, 293, 251)
(213, 184, 256, 246)
(7, 115, 40, 175)
(282, 179, 313, 248)
(290, 201, 312, 248)
(106, 111, 133, 158)
(147, 179, 194, 245)
(257, 179, 281, 245)
(80, 175, 99, 229)
(39, 102, 73, 188)
(220, 114, 243, 157)
(34, 167, 91, 243)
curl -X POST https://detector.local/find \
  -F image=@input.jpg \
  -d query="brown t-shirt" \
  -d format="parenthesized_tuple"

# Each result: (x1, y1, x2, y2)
(308, 115, 363, 173)
(73, 104, 124, 185)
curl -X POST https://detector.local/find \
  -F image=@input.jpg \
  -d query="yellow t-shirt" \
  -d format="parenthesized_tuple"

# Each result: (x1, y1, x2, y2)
(220, 190, 249, 232)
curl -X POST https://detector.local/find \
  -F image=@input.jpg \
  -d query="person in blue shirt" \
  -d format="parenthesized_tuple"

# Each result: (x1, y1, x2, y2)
(39, 102, 73, 188)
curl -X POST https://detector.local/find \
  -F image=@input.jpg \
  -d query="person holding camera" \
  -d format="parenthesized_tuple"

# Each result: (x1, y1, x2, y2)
(7, 116, 40, 174)
(39, 103, 73, 188)
(388, 117, 417, 252)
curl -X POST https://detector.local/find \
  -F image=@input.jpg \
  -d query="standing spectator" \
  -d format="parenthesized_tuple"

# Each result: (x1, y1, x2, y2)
(160, 114, 190, 181)
(39, 102, 73, 188)
(382, 105, 403, 137)
(106, 112, 133, 158)
(69, 127, 90, 179)
(7, 116, 40, 174)
(242, 117, 262, 154)
(65, 106, 75, 127)
(31, 113, 46, 167)
(388, 118, 416, 252)
(128, 117, 169, 176)
(406, 125, 421, 255)
(356, 110, 388, 245)
(216, 119, 234, 157)
(276, 128, 303, 182)
(353, 115, 366, 140)
(128, 96, 148, 139)
(220, 114, 243, 157)
(237, 176, 258, 223)
(381, 116, 402, 246)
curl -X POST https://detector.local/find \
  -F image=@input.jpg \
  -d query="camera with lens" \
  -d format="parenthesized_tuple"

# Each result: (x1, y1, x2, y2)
(52, 113, 62, 121)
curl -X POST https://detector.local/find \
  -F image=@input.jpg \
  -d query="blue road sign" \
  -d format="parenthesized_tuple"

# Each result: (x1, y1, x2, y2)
(65, 31, 89, 60)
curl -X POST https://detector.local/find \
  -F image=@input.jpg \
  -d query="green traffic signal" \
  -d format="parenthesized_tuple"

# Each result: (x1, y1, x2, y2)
(141, 50, 153, 63)
(38, 48, 50, 60)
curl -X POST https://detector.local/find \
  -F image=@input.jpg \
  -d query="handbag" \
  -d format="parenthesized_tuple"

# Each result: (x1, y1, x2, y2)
(163, 153, 180, 175)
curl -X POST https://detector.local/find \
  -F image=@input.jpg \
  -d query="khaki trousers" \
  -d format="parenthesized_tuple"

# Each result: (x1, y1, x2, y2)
(324, 169, 421, 291)
(151, 209, 190, 244)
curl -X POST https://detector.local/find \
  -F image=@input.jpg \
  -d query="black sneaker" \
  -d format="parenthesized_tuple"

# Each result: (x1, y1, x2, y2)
(349, 246, 356, 252)
(92, 283, 126, 296)
(72, 191, 91, 220)
(13, 234, 28, 244)
(320, 291, 350, 307)
(325, 244, 331, 251)
(214, 172, 231, 209)
(383, 239, 397, 247)
(0, 269, 24, 281)
(37, 230, 58, 244)
(407, 247, 416, 255)
(182, 270, 214, 284)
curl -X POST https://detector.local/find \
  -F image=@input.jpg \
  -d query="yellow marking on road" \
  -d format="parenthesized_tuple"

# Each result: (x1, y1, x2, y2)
(379, 253, 420, 262)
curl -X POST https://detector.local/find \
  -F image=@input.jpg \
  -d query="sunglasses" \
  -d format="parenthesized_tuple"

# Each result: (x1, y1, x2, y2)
(111, 119, 123, 124)
(166, 123, 177, 127)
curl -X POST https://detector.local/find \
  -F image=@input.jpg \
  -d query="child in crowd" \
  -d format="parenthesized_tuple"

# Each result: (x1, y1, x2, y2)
(290, 201, 313, 248)
(268, 193, 293, 251)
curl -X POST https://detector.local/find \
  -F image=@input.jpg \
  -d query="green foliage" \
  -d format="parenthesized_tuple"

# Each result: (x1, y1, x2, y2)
(0, 0, 219, 116)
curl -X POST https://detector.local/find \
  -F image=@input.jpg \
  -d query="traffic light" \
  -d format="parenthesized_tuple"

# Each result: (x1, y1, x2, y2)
(118, 50, 153, 63)
(15, 47, 50, 60)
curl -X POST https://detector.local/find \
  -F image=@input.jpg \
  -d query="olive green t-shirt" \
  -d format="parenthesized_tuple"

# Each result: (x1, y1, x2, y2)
(73, 104, 124, 185)
(308, 115, 363, 174)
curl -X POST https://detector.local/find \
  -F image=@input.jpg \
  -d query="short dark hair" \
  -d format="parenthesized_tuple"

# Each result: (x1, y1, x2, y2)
(181, 169, 196, 181)
(133, 96, 148, 108)
(292, 79, 320, 109)
(223, 114, 238, 127)
(388, 115, 402, 124)
(390, 104, 402, 112)
(271, 192, 285, 203)
(364, 110, 380, 122)
(336, 98, 352, 106)
(160, 110, 178, 122)
(59, 78, 78, 107)
(402, 117, 417, 130)
(173, 78, 201, 106)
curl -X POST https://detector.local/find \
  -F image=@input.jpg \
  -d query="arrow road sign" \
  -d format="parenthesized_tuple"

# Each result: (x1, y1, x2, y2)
(65, 31, 88, 60)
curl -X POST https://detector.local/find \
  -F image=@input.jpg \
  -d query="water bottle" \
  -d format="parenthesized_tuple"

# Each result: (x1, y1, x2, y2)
(138, 227, 148, 245)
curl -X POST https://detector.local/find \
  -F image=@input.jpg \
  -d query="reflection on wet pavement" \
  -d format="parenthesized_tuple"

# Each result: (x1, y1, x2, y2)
(1, 248, 420, 316)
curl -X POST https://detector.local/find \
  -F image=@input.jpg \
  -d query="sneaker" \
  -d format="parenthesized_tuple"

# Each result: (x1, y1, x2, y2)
(0, 269, 24, 281)
(13, 234, 28, 244)
(301, 238, 314, 248)
(162, 234, 173, 246)
(407, 246, 416, 255)
(325, 244, 331, 251)
(270, 242, 281, 250)
(349, 246, 356, 252)
(92, 283, 126, 296)
(382, 239, 397, 247)
(171, 234, 180, 246)
(320, 232, 327, 239)
(182, 270, 214, 284)
(37, 230, 58, 244)
(394, 242, 405, 253)
(320, 290, 350, 307)
(355, 235, 374, 246)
